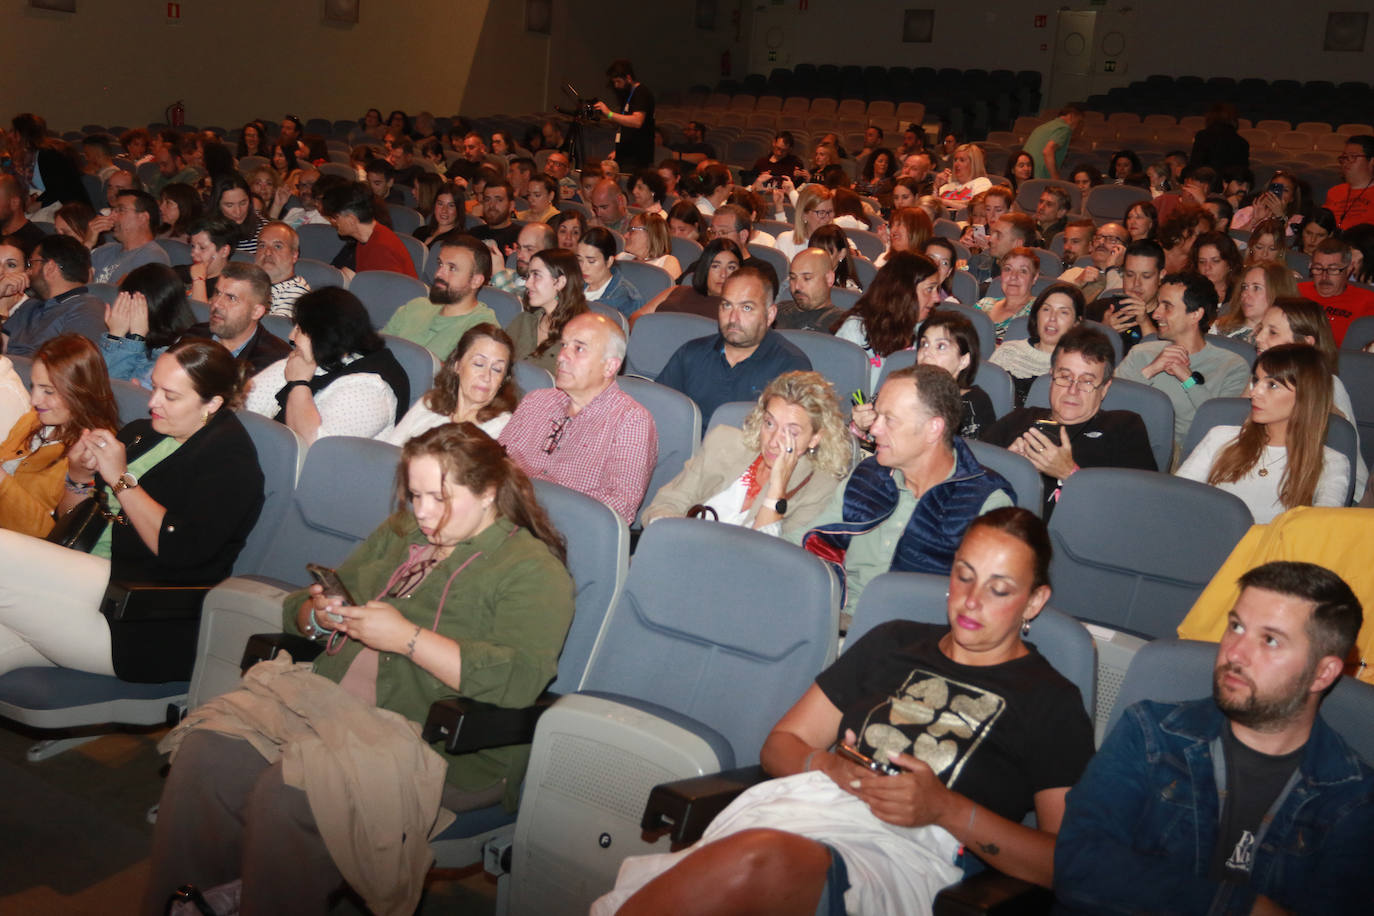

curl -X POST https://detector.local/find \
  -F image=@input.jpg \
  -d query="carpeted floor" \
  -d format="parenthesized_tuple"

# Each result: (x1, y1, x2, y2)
(0, 723, 496, 915)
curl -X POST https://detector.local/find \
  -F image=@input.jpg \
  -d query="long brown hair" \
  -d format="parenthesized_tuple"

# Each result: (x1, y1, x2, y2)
(424, 324, 518, 422)
(1208, 345, 1332, 509)
(526, 248, 588, 357)
(845, 251, 937, 356)
(33, 334, 121, 450)
(1216, 262, 1296, 334)
(397, 422, 567, 564)
(1266, 297, 1339, 374)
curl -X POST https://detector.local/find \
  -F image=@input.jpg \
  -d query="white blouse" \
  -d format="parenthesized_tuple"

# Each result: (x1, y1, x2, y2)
(246, 356, 399, 441)
(380, 402, 511, 447)
(1175, 425, 1350, 524)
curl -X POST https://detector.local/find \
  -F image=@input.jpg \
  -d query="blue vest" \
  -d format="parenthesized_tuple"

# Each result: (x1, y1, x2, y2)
(803, 438, 1010, 605)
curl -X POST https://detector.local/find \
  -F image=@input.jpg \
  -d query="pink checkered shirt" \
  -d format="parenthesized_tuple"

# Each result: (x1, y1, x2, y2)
(499, 382, 658, 523)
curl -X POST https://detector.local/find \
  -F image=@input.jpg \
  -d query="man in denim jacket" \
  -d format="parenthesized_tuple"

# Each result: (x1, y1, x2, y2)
(1056, 561, 1374, 914)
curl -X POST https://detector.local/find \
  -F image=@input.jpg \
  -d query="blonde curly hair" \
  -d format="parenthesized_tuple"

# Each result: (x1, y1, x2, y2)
(741, 371, 851, 478)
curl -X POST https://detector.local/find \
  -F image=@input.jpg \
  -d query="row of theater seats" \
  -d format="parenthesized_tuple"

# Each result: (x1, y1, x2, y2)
(1089, 74, 1374, 124)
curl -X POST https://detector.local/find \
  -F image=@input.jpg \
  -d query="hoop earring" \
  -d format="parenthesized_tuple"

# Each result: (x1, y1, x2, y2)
(1021, 618, 1032, 638)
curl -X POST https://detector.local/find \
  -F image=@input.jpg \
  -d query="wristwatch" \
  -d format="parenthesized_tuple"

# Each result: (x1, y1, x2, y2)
(1181, 370, 1206, 391)
(771, 497, 789, 516)
(112, 472, 139, 493)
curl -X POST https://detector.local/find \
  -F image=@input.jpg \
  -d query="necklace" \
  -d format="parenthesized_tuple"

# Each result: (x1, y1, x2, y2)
(1338, 182, 1373, 225)
(1256, 445, 1282, 478)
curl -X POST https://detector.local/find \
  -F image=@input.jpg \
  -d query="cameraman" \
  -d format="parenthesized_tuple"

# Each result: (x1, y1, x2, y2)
(593, 58, 655, 171)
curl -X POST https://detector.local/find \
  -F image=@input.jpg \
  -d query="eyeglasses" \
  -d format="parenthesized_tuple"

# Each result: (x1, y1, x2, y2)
(1310, 265, 1348, 276)
(1051, 371, 1106, 393)
(25, 257, 45, 269)
(1337, 154, 1369, 164)
(544, 415, 572, 454)
(1092, 235, 1127, 245)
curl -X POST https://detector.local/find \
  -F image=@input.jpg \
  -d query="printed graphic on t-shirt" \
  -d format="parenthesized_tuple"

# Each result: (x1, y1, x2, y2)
(856, 666, 1006, 789)
(1224, 829, 1256, 874)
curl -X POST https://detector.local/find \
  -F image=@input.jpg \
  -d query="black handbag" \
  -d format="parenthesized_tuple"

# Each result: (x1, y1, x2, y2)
(46, 488, 118, 553)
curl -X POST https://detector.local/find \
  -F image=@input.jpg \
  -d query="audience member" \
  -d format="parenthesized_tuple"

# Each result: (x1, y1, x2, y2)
(836, 252, 941, 387)
(0, 334, 121, 537)
(1057, 218, 1095, 271)
(750, 131, 805, 184)
(143, 423, 573, 916)
(775, 248, 846, 332)
(1023, 105, 1084, 180)
(1186, 102, 1249, 174)
(1212, 261, 1295, 344)
(935, 143, 992, 205)
(0, 175, 46, 252)
(500, 312, 656, 522)
(102, 263, 196, 387)
(470, 178, 521, 253)
(617, 211, 682, 279)
(1124, 199, 1157, 241)
(319, 181, 418, 280)
(507, 247, 588, 374)
(417, 182, 465, 248)
(4, 235, 104, 355)
(797, 364, 1014, 624)
(1297, 238, 1374, 345)
(382, 234, 496, 358)
(1189, 230, 1244, 305)
(982, 325, 1156, 516)
(210, 173, 265, 253)
(989, 282, 1085, 406)
(1056, 561, 1373, 915)
(633, 237, 742, 323)
(1322, 134, 1374, 230)
(156, 183, 201, 244)
(1090, 238, 1164, 348)
(1034, 186, 1071, 242)
(1177, 345, 1349, 521)
(976, 246, 1040, 343)
(1114, 271, 1250, 456)
(383, 323, 516, 445)
(177, 214, 236, 302)
(490, 221, 556, 296)
(91, 190, 170, 285)
(245, 287, 408, 443)
(253, 221, 311, 318)
(1060, 222, 1126, 301)
(177, 261, 290, 374)
(577, 226, 641, 318)
(657, 265, 811, 423)
(1296, 208, 1339, 257)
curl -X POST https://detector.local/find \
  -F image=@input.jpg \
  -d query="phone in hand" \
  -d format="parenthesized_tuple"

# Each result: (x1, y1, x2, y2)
(1268, 183, 1287, 198)
(836, 742, 902, 776)
(306, 563, 355, 622)
(972, 224, 988, 243)
(1033, 419, 1062, 439)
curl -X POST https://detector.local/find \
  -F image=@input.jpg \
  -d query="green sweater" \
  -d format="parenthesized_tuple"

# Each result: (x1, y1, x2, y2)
(380, 296, 498, 361)
(283, 514, 574, 809)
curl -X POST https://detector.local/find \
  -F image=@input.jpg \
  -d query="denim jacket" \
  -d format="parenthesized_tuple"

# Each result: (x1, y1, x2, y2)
(1055, 699, 1374, 915)
(100, 334, 166, 388)
(590, 268, 642, 318)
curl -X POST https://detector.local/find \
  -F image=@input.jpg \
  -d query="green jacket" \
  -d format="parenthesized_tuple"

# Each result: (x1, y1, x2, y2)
(284, 513, 574, 809)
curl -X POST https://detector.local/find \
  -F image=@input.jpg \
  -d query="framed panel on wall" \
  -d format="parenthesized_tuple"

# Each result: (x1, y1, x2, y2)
(324, 0, 359, 25)
(1324, 12, 1368, 52)
(29, 0, 76, 10)
(903, 9, 934, 44)
(526, 0, 551, 34)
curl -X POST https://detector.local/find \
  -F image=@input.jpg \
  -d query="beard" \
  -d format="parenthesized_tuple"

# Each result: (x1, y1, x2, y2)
(429, 280, 459, 305)
(1212, 658, 1315, 732)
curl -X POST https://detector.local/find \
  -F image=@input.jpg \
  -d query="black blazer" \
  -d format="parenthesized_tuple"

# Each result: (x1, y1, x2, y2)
(179, 323, 290, 375)
(104, 409, 265, 681)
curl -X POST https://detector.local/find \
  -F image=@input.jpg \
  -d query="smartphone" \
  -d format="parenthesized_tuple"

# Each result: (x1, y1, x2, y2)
(1268, 183, 1287, 197)
(306, 563, 355, 622)
(836, 742, 902, 776)
(1033, 419, 1062, 438)
(972, 224, 988, 242)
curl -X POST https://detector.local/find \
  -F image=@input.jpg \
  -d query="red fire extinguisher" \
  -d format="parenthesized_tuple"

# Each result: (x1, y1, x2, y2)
(721, 50, 731, 77)
(166, 100, 185, 128)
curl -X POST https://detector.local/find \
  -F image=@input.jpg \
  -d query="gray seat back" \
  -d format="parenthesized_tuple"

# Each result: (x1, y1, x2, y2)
(379, 334, 439, 410)
(873, 349, 1014, 418)
(582, 518, 839, 765)
(1048, 468, 1253, 639)
(1026, 375, 1173, 472)
(479, 287, 523, 329)
(777, 329, 868, 407)
(232, 411, 304, 575)
(293, 257, 345, 291)
(669, 235, 703, 266)
(1339, 351, 1374, 467)
(1083, 184, 1151, 222)
(399, 234, 427, 278)
(624, 312, 716, 380)
(1342, 316, 1374, 352)
(745, 243, 790, 284)
(387, 204, 424, 236)
(616, 260, 673, 303)
(964, 438, 1044, 516)
(111, 378, 149, 426)
(1207, 334, 1256, 365)
(846, 571, 1096, 719)
(160, 238, 192, 267)
(617, 376, 701, 527)
(706, 400, 755, 436)
(347, 270, 427, 329)
(513, 360, 553, 395)
(531, 480, 629, 694)
(296, 223, 346, 264)
(1104, 638, 1374, 765)
(251, 436, 401, 584)
(949, 270, 979, 306)
(932, 303, 996, 359)
(7, 355, 32, 387)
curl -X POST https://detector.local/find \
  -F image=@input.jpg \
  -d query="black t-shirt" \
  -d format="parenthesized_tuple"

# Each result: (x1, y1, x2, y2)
(1209, 724, 1304, 882)
(469, 222, 522, 255)
(749, 154, 806, 184)
(613, 83, 656, 171)
(980, 406, 1157, 516)
(960, 386, 996, 439)
(815, 621, 1095, 825)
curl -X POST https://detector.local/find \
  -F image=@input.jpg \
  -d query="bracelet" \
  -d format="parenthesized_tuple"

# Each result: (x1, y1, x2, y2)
(64, 474, 94, 493)
(802, 749, 819, 772)
(126, 332, 146, 342)
(282, 379, 312, 394)
(405, 624, 422, 659)
(306, 606, 326, 640)
(965, 802, 977, 836)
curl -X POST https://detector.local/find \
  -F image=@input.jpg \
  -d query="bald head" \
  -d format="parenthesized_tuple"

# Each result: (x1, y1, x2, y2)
(788, 247, 835, 311)
(555, 312, 626, 403)
(515, 221, 558, 275)
(1090, 221, 1129, 269)
(590, 179, 627, 227)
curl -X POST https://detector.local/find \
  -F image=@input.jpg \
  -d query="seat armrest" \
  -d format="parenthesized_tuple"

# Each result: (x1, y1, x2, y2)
(421, 694, 556, 755)
(101, 581, 212, 621)
(933, 869, 1051, 915)
(240, 632, 323, 672)
(641, 765, 770, 847)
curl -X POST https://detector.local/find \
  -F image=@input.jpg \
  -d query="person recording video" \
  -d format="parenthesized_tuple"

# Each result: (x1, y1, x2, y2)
(593, 58, 655, 171)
